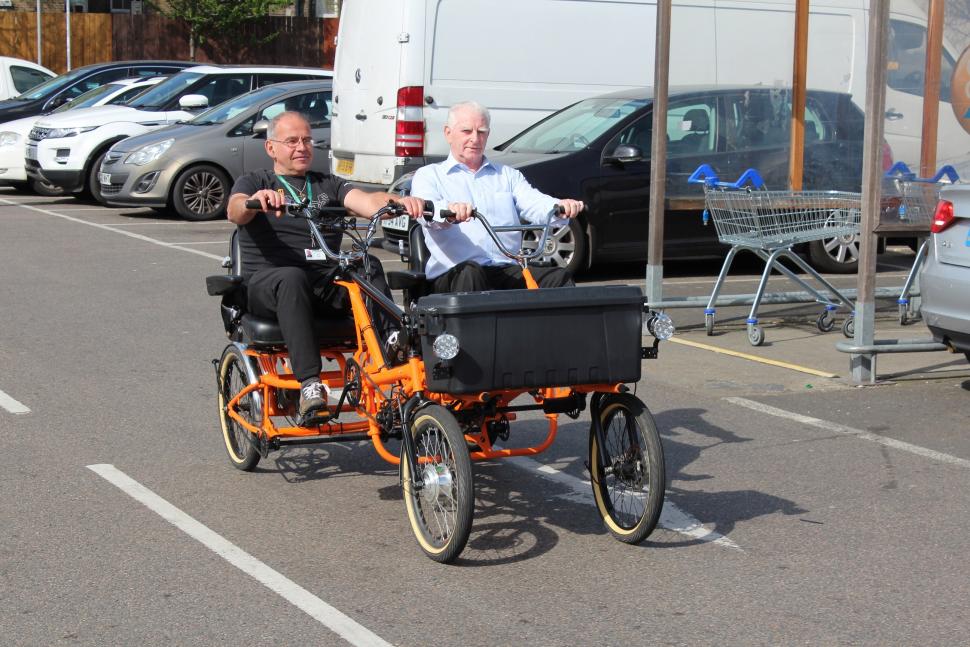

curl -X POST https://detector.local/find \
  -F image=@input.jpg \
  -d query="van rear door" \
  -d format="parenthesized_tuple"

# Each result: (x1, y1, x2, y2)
(332, 0, 410, 185)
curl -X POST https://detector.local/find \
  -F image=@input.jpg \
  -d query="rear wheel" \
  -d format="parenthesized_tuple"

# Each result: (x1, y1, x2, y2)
(173, 164, 230, 221)
(401, 404, 473, 563)
(589, 393, 665, 544)
(217, 345, 262, 471)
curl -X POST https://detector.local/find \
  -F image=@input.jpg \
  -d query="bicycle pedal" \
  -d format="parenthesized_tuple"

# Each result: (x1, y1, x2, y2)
(298, 408, 332, 427)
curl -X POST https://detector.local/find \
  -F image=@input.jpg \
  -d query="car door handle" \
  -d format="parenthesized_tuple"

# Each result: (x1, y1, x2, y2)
(885, 109, 904, 120)
(355, 112, 367, 121)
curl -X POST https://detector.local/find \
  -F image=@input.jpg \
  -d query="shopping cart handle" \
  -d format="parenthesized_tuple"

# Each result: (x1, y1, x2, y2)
(687, 165, 765, 189)
(885, 162, 959, 184)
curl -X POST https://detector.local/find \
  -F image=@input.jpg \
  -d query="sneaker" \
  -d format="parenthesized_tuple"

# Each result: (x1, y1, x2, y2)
(299, 381, 328, 418)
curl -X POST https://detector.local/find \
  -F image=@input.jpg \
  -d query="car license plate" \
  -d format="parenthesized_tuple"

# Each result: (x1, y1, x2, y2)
(99, 172, 111, 185)
(25, 145, 37, 161)
(335, 157, 354, 175)
(382, 214, 410, 233)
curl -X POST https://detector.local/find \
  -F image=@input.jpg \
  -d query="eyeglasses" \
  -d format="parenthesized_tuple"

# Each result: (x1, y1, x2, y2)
(270, 137, 316, 149)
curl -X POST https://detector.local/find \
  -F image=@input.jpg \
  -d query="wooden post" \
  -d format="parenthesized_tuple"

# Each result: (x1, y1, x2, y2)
(788, 0, 809, 190)
(920, 0, 944, 178)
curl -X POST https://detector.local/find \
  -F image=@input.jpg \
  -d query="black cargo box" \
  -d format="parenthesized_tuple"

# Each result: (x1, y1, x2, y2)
(413, 285, 643, 394)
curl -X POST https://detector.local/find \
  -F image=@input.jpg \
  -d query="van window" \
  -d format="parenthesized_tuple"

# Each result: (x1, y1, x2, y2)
(667, 101, 715, 156)
(888, 19, 954, 102)
(10, 66, 53, 94)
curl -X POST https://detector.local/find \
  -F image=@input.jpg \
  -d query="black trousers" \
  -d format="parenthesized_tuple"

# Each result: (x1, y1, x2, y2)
(431, 261, 573, 293)
(246, 259, 392, 383)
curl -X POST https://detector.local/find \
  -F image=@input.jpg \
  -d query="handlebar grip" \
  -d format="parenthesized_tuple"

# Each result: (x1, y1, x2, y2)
(554, 204, 566, 215)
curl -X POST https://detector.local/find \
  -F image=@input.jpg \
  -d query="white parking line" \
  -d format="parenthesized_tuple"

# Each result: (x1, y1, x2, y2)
(507, 455, 742, 550)
(0, 388, 30, 414)
(725, 397, 970, 470)
(1, 200, 224, 261)
(87, 464, 394, 647)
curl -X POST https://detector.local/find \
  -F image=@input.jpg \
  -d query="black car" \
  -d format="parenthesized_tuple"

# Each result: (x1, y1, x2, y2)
(0, 60, 195, 126)
(384, 86, 877, 274)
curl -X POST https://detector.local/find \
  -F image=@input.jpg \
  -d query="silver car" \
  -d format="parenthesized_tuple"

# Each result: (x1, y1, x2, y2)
(100, 79, 332, 221)
(921, 184, 970, 363)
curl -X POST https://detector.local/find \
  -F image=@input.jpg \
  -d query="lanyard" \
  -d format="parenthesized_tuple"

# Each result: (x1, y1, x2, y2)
(276, 174, 312, 204)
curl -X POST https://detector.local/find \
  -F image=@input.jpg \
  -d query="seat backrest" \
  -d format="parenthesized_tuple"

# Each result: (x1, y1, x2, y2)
(408, 224, 431, 273)
(230, 228, 242, 275)
(682, 108, 709, 135)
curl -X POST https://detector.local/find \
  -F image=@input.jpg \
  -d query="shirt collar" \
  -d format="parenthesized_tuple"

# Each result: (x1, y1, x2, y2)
(444, 153, 496, 175)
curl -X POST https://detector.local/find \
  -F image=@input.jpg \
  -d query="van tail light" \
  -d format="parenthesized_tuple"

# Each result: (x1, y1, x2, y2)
(881, 140, 893, 172)
(395, 86, 425, 157)
(930, 200, 955, 233)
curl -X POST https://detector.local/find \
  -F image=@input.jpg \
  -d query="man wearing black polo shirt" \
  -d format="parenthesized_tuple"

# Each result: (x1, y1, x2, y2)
(227, 111, 425, 421)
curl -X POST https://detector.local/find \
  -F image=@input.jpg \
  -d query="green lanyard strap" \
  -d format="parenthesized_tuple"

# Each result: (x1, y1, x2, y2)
(276, 174, 313, 204)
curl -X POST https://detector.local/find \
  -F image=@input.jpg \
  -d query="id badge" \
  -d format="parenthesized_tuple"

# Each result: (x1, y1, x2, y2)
(304, 248, 327, 260)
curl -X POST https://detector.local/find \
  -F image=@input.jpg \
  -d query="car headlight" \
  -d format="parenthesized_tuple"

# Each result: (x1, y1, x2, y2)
(46, 126, 97, 139)
(646, 311, 675, 341)
(124, 139, 174, 166)
(0, 132, 21, 147)
(432, 333, 459, 360)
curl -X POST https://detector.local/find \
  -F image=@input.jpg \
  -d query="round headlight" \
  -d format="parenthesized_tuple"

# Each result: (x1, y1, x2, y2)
(647, 312, 675, 341)
(432, 333, 459, 360)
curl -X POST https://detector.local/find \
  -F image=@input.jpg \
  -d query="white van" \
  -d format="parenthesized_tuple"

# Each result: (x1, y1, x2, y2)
(331, 0, 968, 188)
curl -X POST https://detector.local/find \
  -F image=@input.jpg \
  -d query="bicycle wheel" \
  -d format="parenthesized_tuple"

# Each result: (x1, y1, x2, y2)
(401, 405, 473, 563)
(589, 393, 665, 544)
(216, 345, 262, 471)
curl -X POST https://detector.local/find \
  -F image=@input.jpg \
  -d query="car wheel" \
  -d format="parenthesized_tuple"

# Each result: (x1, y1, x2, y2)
(807, 233, 859, 274)
(173, 165, 230, 221)
(521, 217, 587, 275)
(28, 176, 65, 197)
(86, 150, 109, 204)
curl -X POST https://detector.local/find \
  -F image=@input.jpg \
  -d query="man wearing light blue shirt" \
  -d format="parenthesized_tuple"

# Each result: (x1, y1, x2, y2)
(410, 101, 585, 293)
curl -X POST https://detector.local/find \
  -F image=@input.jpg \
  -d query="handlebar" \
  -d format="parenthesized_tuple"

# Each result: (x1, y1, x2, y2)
(432, 205, 568, 265)
(245, 197, 434, 267)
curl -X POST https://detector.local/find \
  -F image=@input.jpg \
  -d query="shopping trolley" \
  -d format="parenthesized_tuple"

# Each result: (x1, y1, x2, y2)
(688, 164, 860, 346)
(878, 162, 959, 325)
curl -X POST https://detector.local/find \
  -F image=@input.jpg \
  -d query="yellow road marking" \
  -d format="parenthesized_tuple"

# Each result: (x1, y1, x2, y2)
(668, 337, 839, 378)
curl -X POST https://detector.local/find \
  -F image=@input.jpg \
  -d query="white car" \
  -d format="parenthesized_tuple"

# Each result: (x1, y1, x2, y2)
(26, 65, 332, 202)
(0, 77, 164, 195)
(0, 56, 55, 101)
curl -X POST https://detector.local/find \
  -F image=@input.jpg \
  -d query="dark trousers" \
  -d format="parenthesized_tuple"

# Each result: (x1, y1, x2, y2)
(431, 261, 573, 293)
(247, 259, 392, 383)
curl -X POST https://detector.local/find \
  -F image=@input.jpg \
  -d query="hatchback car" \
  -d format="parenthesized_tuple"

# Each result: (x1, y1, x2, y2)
(0, 60, 192, 125)
(920, 185, 970, 363)
(99, 79, 332, 221)
(383, 86, 875, 274)
(26, 65, 330, 203)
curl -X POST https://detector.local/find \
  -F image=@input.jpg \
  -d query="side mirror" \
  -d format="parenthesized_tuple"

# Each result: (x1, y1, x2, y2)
(178, 94, 209, 110)
(605, 144, 644, 164)
(252, 119, 269, 138)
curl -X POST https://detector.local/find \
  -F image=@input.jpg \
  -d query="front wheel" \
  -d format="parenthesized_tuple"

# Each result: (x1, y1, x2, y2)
(589, 393, 665, 544)
(217, 345, 262, 471)
(173, 164, 230, 221)
(401, 404, 473, 563)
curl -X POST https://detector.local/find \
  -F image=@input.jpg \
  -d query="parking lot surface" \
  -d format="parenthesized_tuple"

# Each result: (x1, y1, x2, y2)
(2, 188, 969, 646)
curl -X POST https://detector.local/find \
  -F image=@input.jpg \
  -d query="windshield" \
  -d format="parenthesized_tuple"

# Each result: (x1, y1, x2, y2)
(501, 97, 649, 154)
(50, 83, 120, 113)
(190, 85, 284, 126)
(14, 67, 89, 101)
(128, 72, 204, 110)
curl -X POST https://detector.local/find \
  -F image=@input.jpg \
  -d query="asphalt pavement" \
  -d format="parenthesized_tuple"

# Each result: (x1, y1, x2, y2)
(2, 187, 969, 646)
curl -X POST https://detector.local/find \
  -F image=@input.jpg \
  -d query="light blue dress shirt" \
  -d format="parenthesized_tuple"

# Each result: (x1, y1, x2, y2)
(410, 154, 560, 279)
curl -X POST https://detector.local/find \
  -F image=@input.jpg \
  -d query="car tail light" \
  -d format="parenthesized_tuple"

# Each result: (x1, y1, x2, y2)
(930, 200, 955, 233)
(395, 86, 425, 157)
(881, 141, 893, 172)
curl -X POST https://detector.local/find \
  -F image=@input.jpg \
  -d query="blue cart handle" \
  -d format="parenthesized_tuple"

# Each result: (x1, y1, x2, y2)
(688, 164, 765, 189)
(884, 161, 959, 184)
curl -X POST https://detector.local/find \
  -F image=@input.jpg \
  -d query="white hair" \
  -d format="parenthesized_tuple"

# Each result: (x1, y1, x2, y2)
(447, 101, 491, 128)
